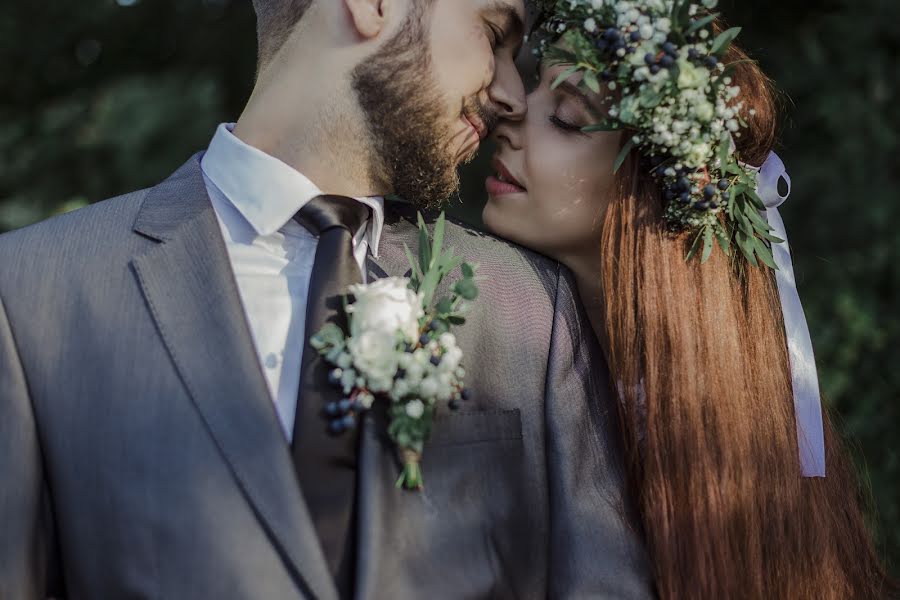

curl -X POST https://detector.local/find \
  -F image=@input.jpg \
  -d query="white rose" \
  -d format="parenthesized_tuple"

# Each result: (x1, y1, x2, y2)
(348, 331, 399, 392)
(347, 277, 423, 342)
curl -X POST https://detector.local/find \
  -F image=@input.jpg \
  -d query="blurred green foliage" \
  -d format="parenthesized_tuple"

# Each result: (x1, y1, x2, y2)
(1, 0, 897, 575)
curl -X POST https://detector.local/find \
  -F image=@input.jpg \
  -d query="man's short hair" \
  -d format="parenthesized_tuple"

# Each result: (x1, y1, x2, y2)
(252, 0, 315, 66)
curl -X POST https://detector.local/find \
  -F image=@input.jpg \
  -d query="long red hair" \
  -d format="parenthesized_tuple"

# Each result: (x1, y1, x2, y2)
(598, 34, 895, 599)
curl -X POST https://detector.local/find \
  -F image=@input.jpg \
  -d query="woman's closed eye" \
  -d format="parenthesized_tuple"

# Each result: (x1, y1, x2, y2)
(548, 113, 584, 133)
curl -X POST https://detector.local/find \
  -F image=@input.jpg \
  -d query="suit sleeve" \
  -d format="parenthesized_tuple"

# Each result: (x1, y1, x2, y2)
(0, 292, 63, 599)
(544, 265, 655, 599)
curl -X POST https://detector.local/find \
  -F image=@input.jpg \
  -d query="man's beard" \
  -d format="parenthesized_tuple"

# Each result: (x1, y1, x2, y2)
(351, 8, 496, 209)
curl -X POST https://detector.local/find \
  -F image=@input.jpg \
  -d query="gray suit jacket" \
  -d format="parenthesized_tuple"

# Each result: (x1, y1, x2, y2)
(0, 155, 653, 599)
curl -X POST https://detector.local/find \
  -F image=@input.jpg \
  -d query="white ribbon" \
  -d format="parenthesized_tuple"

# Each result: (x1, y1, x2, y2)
(746, 152, 826, 477)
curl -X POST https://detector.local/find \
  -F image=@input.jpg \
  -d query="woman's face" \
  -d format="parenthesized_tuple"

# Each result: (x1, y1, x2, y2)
(482, 60, 623, 264)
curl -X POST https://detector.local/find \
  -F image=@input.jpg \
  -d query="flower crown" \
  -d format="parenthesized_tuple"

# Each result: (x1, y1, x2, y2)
(535, 0, 781, 268)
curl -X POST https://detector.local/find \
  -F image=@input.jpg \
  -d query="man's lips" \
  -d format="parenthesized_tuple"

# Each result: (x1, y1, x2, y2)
(464, 113, 488, 140)
(486, 157, 526, 196)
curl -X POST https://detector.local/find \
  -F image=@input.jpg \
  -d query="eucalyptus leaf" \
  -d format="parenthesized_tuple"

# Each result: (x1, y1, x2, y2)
(701, 227, 714, 263)
(686, 13, 719, 36)
(461, 262, 475, 279)
(551, 65, 580, 90)
(613, 137, 636, 174)
(750, 236, 779, 270)
(581, 122, 621, 132)
(711, 27, 742, 56)
(686, 229, 705, 262)
(583, 69, 600, 94)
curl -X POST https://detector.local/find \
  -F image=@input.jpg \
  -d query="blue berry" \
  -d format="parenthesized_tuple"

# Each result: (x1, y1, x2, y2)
(430, 355, 442, 367)
(688, 48, 700, 60)
(428, 320, 440, 331)
(395, 368, 406, 380)
(676, 177, 691, 192)
(660, 55, 675, 68)
(662, 42, 677, 55)
(327, 369, 342, 387)
(717, 179, 730, 190)
(340, 414, 357, 431)
(328, 420, 346, 435)
(460, 388, 472, 401)
(324, 401, 341, 418)
(703, 185, 717, 199)
(403, 342, 414, 353)
(664, 189, 676, 201)
(594, 39, 609, 52)
(629, 30, 642, 42)
(338, 398, 354, 413)
(649, 64, 661, 74)
(603, 28, 620, 42)
(601, 69, 614, 81)
(419, 334, 430, 346)
(679, 192, 691, 204)
(626, 46, 636, 54)
(709, 201, 719, 209)
(695, 201, 710, 211)
(644, 52, 656, 65)
(705, 55, 718, 68)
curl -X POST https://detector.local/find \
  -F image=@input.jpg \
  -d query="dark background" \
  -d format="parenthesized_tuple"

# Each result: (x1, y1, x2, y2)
(1, 0, 897, 575)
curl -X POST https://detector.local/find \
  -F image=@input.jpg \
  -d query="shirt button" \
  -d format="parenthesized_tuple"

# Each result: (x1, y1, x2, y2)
(264, 353, 280, 369)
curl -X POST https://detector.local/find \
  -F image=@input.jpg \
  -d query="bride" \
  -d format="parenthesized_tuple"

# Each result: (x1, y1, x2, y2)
(482, 1, 894, 597)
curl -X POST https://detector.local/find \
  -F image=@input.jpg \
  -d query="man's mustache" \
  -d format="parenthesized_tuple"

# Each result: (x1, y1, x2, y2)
(464, 96, 501, 136)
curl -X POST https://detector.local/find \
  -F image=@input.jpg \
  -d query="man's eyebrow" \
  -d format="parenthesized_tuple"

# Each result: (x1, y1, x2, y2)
(482, 2, 525, 49)
(556, 79, 604, 118)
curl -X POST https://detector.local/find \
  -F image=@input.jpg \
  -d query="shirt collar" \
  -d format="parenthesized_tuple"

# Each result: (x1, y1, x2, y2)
(200, 123, 384, 257)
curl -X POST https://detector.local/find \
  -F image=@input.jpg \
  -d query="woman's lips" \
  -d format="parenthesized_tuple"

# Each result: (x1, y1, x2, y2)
(486, 175, 526, 197)
(486, 157, 526, 197)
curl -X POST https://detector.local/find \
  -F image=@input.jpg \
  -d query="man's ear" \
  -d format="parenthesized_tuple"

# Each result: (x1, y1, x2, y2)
(344, 0, 388, 40)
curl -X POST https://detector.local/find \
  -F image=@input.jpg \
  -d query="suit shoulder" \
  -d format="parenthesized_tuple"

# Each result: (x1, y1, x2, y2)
(0, 189, 148, 252)
(0, 188, 150, 285)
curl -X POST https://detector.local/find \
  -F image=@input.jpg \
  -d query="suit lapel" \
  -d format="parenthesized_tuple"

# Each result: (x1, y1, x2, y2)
(130, 155, 338, 600)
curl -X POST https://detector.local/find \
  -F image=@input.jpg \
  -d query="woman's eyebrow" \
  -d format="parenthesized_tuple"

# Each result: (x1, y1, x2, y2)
(555, 80, 604, 118)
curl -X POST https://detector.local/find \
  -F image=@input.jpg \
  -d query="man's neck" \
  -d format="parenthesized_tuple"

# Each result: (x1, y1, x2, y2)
(232, 71, 384, 199)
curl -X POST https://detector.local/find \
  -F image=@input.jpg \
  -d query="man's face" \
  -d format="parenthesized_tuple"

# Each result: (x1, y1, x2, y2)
(352, 0, 525, 208)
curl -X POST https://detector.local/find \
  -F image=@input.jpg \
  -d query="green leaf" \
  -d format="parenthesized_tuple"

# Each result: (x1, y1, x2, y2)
(750, 236, 778, 270)
(710, 27, 742, 56)
(417, 213, 431, 275)
(435, 297, 454, 315)
(581, 122, 621, 132)
(403, 243, 423, 282)
(551, 65, 580, 90)
(701, 227, 714, 263)
(583, 69, 600, 94)
(686, 229, 705, 262)
(613, 137, 636, 174)
(686, 13, 719, 36)
(715, 227, 732, 255)
(461, 262, 475, 279)
(431, 212, 446, 267)
(447, 316, 466, 326)
(736, 232, 759, 267)
(453, 278, 479, 301)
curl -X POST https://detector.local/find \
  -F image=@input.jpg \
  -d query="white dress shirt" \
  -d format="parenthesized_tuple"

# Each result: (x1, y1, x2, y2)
(200, 123, 384, 441)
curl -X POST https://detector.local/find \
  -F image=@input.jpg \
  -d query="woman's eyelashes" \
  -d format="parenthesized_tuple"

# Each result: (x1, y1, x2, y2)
(548, 114, 581, 132)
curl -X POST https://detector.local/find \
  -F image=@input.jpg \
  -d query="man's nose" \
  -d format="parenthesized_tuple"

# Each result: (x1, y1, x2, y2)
(488, 57, 526, 122)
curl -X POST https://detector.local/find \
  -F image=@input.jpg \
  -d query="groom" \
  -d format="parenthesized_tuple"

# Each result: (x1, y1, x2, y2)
(0, 1, 651, 598)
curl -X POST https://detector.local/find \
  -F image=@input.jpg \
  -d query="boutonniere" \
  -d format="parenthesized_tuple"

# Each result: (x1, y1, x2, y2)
(310, 212, 479, 491)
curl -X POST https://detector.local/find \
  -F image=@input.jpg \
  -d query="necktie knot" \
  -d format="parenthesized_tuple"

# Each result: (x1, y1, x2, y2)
(295, 195, 370, 237)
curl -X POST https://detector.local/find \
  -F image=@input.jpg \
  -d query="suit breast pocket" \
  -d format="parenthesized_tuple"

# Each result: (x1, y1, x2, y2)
(427, 408, 523, 447)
